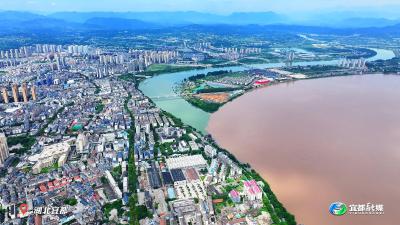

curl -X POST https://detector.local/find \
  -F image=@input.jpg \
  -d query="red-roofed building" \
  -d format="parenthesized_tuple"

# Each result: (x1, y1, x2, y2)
(212, 199, 224, 204)
(159, 217, 167, 225)
(185, 167, 200, 182)
(53, 180, 60, 188)
(47, 181, 54, 191)
(243, 180, 262, 201)
(229, 190, 241, 203)
(39, 184, 47, 193)
(254, 79, 270, 86)
(61, 178, 68, 186)
(74, 176, 82, 182)
(93, 192, 100, 201)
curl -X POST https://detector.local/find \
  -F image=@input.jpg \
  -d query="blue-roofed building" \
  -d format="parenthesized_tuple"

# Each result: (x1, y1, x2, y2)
(80, 197, 89, 206)
(209, 159, 218, 175)
(123, 193, 129, 205)
(170, 169, 186, 185)
(167, 187, 176, 199)
(117, 151, 123, 162)
(161, 171, 173, 186)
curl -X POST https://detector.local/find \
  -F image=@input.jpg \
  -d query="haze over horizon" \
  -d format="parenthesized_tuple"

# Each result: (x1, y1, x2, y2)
(1, 0, 400, 18)
(1, 0, 400, 33)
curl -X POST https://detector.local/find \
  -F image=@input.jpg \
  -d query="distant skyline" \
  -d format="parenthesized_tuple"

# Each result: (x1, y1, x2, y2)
(1, 0, 400, 16)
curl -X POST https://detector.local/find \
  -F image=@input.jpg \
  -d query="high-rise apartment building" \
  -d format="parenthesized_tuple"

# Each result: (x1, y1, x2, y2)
(31, 85, 37, 101)
(22, 83, 28, 103)
(0, 133, 9, 165)
(12, 84, 19, 103)
(1, 87, 8, 103)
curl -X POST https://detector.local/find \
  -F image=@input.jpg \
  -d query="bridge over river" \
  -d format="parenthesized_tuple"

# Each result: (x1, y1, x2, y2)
(150, 94, 181, 101)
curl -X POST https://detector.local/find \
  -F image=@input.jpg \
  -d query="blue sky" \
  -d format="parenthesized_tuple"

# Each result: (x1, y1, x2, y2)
(1, 0, 400, 14)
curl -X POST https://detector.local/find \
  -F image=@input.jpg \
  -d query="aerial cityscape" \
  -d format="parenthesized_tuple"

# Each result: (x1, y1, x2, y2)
(0, 1, 399, 225)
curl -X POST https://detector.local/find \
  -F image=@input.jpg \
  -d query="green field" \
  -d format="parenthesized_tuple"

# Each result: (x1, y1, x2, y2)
(139, 64, 204, 76)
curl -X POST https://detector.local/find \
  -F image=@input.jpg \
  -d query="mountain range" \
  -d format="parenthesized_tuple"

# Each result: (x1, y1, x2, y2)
(49, 11, 286, 25)
(0, 11, 399, 34)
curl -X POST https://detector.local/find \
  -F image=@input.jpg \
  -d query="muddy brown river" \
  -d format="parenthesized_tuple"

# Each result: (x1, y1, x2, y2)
(207, 74, 400, 225)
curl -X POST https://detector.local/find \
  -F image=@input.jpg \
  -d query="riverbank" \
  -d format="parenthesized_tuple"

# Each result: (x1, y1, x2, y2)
(160, 108, 297, 225)
(121, 75, 298, 224)
(178, 55, 400, 114)
(138, 48, 395, 133)
(177, 65, 371, 113)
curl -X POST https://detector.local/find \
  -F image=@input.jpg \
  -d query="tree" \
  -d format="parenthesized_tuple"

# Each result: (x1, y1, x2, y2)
(64, 198, 78, 206)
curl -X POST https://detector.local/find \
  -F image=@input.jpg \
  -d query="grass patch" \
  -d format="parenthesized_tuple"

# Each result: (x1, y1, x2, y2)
(155, 142, 174, 156)
(40, 162, 59, 174)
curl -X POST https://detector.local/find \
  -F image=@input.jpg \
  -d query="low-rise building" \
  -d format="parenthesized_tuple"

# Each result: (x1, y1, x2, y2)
(31, 141, 71, 174)
(166, 155, 207, 170)
(243, 180, 262, 201)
